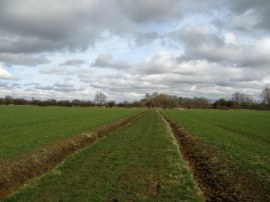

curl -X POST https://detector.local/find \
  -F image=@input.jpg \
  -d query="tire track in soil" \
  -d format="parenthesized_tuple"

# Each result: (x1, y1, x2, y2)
(160, 112, 270, 202)
(0, 112, 144, 199)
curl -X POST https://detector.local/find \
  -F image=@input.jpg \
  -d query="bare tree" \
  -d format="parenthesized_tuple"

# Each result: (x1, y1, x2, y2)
(262, 87, 270, 108)
(232, 92, 242, 107)
(3, 95, 13, 105)
(94, 91, 107, 106)
(232, 92, 253, 108)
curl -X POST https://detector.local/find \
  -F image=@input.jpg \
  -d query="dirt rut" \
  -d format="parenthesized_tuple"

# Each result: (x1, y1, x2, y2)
(0, 112, 143, 199)
(160, 112, 270, 202)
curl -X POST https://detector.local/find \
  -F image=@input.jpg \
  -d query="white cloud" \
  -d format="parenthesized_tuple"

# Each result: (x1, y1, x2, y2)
(0, 64, 17, 80)
(224, 32, 237, 45)
(84, 50, 269, 100)
(0, 0, 270, 101)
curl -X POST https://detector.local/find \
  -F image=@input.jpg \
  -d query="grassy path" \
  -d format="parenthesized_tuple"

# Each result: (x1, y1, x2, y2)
(3, 110, 202, 201)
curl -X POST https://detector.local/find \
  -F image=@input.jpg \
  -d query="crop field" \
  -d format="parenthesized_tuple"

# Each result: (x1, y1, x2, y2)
(0, 106, 143, 162)
(163, 109, 270, 200)
(0, 106, 269, 201)
(3, 111, 202, 201)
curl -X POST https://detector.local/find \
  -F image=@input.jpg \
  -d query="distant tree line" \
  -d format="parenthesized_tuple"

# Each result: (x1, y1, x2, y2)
(139, 92, 210, 109)
(213, 88, 270, 110)
(1, 87, 270, 110)
(0, 96, 94, 107)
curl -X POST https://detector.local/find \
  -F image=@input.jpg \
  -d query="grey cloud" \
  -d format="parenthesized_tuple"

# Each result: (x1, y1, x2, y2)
(225, 0, 270, 30)
(40, 60, 86, 75)
(178, 0, 219, 13)
(52, 81, 84, 93)
(23, 82, 40, 86)
(89, 74, 166, 94)
(171, 25, 270, 68)
(88, 71, 262, 101)
(5, 50, 269, 102)
(1, 0, 269, 101)
(92, 53, 130, 70)
(53, 87, 76, 93)
(0, 53, 49, 66)
(170, 25, 234, 63)
(173, 25, 224, 48)
(227, 0, 269, 14)
(61, 59, 85, 66)
(92, 53, 113, 67)
(137, 52, 179, 75)
(53, 82, 74, 88)
(36, 86, 55, 91)
(0, 0, 180, 54)
(40, 66, 66, 75)
(0, 82, 9, 88)
(118, 0, 180, 22)
(35, 82, 83, 93)
(135, 32, 160, 46)
(0, 34, 62, 53)
(213, 10, 262, 32)
(0, 1, 122, 53)
(0, 0, 269, 56)
(11, 83, 21, 87)
(77, 69, 92, 83)
(136, 52, 209, 75)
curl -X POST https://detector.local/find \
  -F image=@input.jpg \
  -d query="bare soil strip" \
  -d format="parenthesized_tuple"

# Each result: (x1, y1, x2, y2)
(160, 112, 270, 202)
(0, 112, 143, 199)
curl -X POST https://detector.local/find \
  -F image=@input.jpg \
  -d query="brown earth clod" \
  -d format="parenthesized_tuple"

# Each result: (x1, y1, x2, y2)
(0, 112, 144, 199)
(160, 112, 270, 202)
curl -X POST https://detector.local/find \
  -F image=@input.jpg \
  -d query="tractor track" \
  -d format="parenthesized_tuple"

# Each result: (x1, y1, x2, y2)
(160, 112, 270, 202)
(0, 111, 144, 199)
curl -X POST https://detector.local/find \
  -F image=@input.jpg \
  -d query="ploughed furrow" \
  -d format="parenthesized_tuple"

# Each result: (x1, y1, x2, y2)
(0, 112, 143, 199)
(161, 112, 270, 202)
(3, 110, 202, 201)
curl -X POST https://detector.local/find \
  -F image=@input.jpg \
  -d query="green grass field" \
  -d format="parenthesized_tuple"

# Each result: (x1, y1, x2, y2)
(163, 109, 270, 189)
(3, 110, 202, 201)
(1, 107, 270, 201)
(0, 106, 142, 162)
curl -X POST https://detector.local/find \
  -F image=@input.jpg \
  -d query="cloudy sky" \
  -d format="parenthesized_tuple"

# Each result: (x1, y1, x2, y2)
(0, 0, 270, 102)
